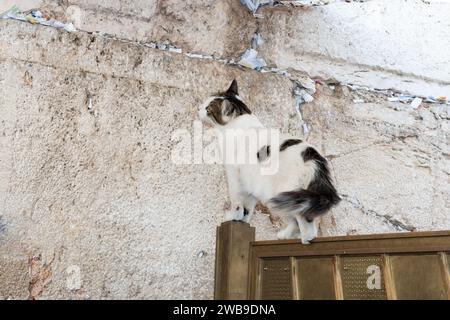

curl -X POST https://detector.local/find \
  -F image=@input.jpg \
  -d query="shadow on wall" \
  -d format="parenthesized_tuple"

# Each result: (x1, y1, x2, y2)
(0, 217, 6, 235)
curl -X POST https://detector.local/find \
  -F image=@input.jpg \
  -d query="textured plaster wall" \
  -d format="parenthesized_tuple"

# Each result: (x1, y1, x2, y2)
(2, 1, 448, 97)
(304, 86, 450, 235)
(258, 0, 450, 97)
(1, 0, 43, 12)
(0, 0, 256, 59)
(0, 1, 449, 300)
(0, 20, 297, 299)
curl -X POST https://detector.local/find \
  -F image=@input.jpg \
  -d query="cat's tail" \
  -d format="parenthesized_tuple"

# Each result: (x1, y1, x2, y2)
(269, 188, 340, 222)
(269, 146, 341, 221)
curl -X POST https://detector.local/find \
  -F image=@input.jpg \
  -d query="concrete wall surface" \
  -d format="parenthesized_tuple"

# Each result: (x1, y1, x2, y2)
(258, 0, 450, 97)
(2, 0, 448, 97)
(0, 0, 449, 299)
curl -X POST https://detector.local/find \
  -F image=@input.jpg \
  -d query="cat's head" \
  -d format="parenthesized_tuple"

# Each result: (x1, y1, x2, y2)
(198, 80, 251, 126)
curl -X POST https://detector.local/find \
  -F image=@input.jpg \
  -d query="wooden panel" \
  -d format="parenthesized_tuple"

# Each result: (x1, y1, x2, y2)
(295, 257, 335, 300)
(382, 255, 397, 300)
(439, 252, 450, 299)
(333, 256, 344, 300)
(260, 258, 292, 300)
(254, 230, 450, 245)
(340, 256, 387, 300)
(214, 221, 255, 299)
(290, 257, 300, 300)
(250, 231, 450, 258)
(447, 253, 450, 274)
(390, 254, 447, 300)
(236, 230, 450, 300)
(247, 253, 262, 299)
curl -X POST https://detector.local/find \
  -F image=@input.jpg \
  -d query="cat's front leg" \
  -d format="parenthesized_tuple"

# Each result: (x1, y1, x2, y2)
(224, 205, 245, 221)
(241, 195, 257, 223)
(224, 165, 245, 221)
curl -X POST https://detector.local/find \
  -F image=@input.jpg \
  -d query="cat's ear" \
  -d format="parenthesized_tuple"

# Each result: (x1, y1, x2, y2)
(226, 79, 238, 96)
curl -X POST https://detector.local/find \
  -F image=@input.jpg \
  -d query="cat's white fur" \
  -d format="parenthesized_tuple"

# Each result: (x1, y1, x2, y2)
(198, 98, 320, 244)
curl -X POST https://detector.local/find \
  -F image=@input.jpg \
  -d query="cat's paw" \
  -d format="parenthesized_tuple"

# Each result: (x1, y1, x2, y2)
(224, 207, 244, 221)
(300, 234, 315, 244)
(241, 207, 253, 223)
(299, 219, 318, 244)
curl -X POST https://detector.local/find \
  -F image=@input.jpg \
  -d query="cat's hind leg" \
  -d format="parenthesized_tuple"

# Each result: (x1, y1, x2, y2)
(224, 166, 245, 221)
(277, 214, 299, 240)
(296, 215, 318, 244)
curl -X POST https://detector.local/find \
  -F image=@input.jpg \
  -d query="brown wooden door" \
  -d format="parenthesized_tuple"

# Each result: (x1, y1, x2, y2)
(214, 222, 450, 300)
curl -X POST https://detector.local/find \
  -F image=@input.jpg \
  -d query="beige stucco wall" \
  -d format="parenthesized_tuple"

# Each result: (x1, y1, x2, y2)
(2, 0, 448, 97)
(0, 20, 298, 299)
(0, 1, 449, 299)
(258, 0, 450, 97)
(1, 0, 256, 59)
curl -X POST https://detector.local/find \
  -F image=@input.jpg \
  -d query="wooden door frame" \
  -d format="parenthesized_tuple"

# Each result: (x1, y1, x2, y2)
(214, 221, 450, 300)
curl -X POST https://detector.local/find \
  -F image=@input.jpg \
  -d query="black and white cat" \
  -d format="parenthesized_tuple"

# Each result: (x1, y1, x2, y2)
(198, 80, 340, 243)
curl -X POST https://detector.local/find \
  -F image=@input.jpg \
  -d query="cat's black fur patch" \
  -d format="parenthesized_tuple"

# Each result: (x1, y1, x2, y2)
(224, 94, 252, 116)
(280, 139, 302, 151)
(226, 79, 239, 96)
(207, 95, 251, 125)
(257, 145, 271, 162)
(206, 80, 252, 125)
(216, 80, 251, 115)
(302, 146, 324, 163)
(207, 98, 227, 125)
(270, 147, 340, 222)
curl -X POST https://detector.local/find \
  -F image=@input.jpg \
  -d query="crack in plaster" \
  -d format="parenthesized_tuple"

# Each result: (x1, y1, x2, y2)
(340, 193, 416, 232)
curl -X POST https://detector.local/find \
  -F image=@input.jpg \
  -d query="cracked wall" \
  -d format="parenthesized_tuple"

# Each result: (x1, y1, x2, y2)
(0, 20, 299, 299)
(0, 1, 449, 300)
(1, 0, 256, 59)
(257, 0, 450, 97)
(302, 85, 450, 235)
(3, 1, 448, 97)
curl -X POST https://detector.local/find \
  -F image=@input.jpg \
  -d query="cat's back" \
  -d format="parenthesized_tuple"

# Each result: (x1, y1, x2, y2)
(268, 137, 318, 193)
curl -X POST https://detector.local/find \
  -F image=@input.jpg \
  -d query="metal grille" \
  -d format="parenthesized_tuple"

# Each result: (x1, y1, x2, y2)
(260, 258, 292, 300)
(341, 256, 387, 300)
